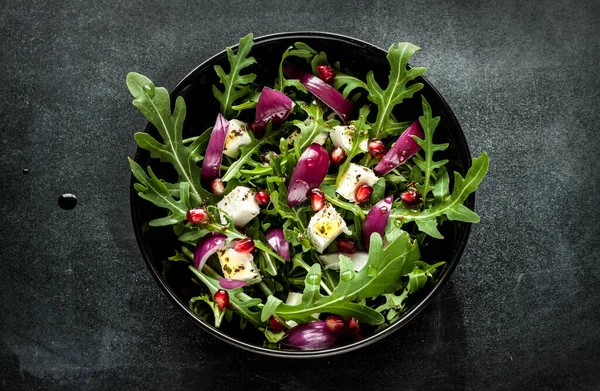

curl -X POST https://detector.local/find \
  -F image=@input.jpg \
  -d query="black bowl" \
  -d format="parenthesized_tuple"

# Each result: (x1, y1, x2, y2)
(131, 32, 474, 358)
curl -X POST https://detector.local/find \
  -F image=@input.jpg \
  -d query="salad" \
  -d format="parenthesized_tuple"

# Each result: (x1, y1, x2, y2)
(127, 34, 489, 350)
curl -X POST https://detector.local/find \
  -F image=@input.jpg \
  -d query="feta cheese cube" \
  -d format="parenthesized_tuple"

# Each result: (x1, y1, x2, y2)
(307, 203, 351, 253)
(285, 292, 303, 306)
(319, 252, 369, 272)
(331, 125, 368, 152)
(336, 163, 379, 202)
(286, 130, 328, 146)
(217, 249, 261, 283)
(217, 186, 260, 227)
(223, 119, 252, 158)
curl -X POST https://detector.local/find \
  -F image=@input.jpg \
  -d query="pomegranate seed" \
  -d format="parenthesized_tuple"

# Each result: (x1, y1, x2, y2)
(337, 238, 358, 254)
(307, 188, 326, 211)
(214, 289, 230, 309)
(347, 317, 360, 335)
(368, 139, 387, 158)
(255, 190, 270, 207)
(330, 146, 347, 165)
(249, 122, 264, 138)
(210, 178, 225, 195)
(325, 315, 346, 334)
(400, 189, 421, 206)
(317, 64, 337, 84)
(269, 316, 284, 333)
(234, 237, 255, 253)
(355, 184, 373, 204)
(186, 207, 210, 224)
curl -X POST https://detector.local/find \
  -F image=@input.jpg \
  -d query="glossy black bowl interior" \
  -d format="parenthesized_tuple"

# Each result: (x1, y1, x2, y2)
(131, 32, 474, 358)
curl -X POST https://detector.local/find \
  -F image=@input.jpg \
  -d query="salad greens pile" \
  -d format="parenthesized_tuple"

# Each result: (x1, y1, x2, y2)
(127, 33, 489, 350)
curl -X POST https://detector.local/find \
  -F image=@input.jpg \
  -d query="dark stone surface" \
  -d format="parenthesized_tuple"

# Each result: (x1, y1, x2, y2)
(1, 0, 599, 389)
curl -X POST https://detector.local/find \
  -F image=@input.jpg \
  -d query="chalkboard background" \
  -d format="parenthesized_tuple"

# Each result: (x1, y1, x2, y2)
(1, 0, 599, 389)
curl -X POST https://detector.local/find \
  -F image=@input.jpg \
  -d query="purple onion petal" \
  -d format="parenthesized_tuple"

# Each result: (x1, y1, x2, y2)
(374, 121, 424, 176)
(218, 278, 248, 289)
(287, 143, 329, 207)
(200, 113, 229, 183)
(254, 87, 294, 132)
(362, 196, 393, 250)
(283, 64, 353, 123)
(266, 227, 290, 262)
(281, 321, 339, 351)
(193, 232, 227, 269)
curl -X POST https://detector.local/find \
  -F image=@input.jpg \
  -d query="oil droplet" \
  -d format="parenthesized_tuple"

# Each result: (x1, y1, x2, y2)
(340, 270, 354, 282)
(143, 84, 155, 98)
(58, 193, 77, 210)
(367, 265, 378, 278)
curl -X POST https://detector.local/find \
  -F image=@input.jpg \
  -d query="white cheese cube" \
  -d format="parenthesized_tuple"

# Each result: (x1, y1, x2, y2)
(217, 186, 260, 227)
(331, 125, 368, 152)
(336, 163, 379, 202)
(319, 252, 369, 272)
(223, 119, 252, 158)
(217, 249, 261, 283)
(285, 292, 303, 306)
(307, 203, 351, 253)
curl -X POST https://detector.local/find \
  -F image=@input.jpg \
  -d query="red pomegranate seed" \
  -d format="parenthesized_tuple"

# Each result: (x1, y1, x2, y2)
(210, 178, 225, 195)
(234, 237, 255, 253)
(400, 189, 421, 206)
(355, 184, 373, 204)
(214, 289, 230, 309)
(330, 146, 347, 165)
(368, 139, 387, 158)
(337, 238, 358, 254)
(347, 317, 360, 335)
(186, 207, 210, 224)
(316, 64, 337, 83)
(269, 316, 284, 333)
(307, 188, 326, 211)
(255, 190, 270, 207)
(325, 315, 346, 334)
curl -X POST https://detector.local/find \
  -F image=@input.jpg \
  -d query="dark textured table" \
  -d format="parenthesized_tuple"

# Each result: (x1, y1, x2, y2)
(1, 0, 599, 389)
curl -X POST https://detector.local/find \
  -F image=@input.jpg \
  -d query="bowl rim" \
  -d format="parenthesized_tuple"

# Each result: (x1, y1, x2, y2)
(130, 31, 474, 358)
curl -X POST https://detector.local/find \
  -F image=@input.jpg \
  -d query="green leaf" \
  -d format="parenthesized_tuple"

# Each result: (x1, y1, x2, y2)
(379, 120, 413, 140)
(414, 217, 443, 239)
(221, 129, 281, 182)
(335, 105, 371, 185)
(275, 42, 316, 93)
(413, 96, 449, 207)
(128, 158, 189, 226)
(391, 152, 490, 236)
(332, 72, 368, 98)
(261, 295, 283, 322)
(365, 42, 426, 137)
(212, 33, 257, 118)
(273, 230, 420, 325)
(432, 166, 450, 202)
(293, 101, 330, 153)
(189, 266, 263, 327)
(127, 72, 208, 205)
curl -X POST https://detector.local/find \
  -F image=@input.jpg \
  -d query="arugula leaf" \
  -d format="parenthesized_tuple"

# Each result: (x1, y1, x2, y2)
(221, 129, 281, 182)
(274, 42, 316, 93)
(332, 72, 368, 98)
(129, 158, 191, 226)
(269, 231, 420, 325)
(413, 96, 449, 207)
(212, 33, 257, 118)
(378, 119, 413, 139)
(189, 266, 263, 327)
(365, 42, 426, 137)
(127, 72, 208, 205)
(389, 152, 490, 238)
(189, 294, 226, 327)
(293, 101, 330, 153)
(335, 105, 371, 185)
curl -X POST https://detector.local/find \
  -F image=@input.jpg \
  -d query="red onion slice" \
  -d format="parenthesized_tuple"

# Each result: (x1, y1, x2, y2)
(266, 227, 290, 262)
(254, 86, 294, 132)
(200, 113, 229, 183)
(281, 321, 339, 351)
(282, 64, 354, 122)
(218, 278, 248, 289)
(193, 232, 227, 269)
(362, 196, 393, 250)
(374, 121, 424, 176)
(287, 143, 329, 207)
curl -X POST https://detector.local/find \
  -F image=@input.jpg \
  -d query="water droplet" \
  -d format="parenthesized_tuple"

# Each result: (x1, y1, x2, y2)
(305, 158, 315, 167)
(58, 193, 77, 210)
(341, 270, 354, 281)
(367, 265, 378, 278)
(143, 84, 155, 98)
